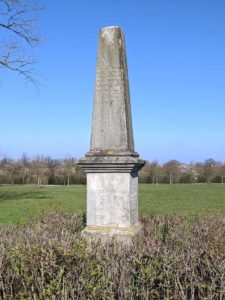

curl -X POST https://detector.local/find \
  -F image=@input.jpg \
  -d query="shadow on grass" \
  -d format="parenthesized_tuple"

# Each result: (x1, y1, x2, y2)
(0, 190, 49, 203)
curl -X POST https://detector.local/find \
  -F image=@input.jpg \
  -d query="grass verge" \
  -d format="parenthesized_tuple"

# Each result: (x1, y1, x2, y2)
(1, 184, 225, 225)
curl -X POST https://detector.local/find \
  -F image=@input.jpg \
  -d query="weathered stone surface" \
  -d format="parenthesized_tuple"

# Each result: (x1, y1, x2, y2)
(86, 173, 138, 227)
(78, 26, 145, 243)
(90, 26, 134, 155)
(79, 155, 145, 173)
(82, 224, 142, 244)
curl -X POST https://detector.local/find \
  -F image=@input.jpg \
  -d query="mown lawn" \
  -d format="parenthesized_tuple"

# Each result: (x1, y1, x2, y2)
(0, 185, 86, 225)
(0, 183, 225, 225)
(139, 183, 225, 215)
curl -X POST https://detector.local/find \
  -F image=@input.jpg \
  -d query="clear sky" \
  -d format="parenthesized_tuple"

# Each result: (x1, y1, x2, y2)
(1, 0, 225, 163)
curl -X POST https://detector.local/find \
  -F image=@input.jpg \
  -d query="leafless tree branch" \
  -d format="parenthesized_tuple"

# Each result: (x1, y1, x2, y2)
(0, 0, 42, 86)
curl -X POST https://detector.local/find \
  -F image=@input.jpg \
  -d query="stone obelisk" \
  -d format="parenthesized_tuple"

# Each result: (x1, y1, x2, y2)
(78, 26, 145, 242)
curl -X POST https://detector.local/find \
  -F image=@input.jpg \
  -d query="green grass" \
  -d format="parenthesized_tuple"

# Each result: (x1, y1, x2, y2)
(139, 183, 225, 216)
(0, 184, 85, 225)
(0, 183, 225, 225)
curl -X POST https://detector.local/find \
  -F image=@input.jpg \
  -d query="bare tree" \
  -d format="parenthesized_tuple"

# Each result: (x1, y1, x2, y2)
(163, 160, 180, 184)
(2, 157, 19, 184)
(32, 155, 48, 188)
(149, 160, 159, 184)
(62, 156, 77, 186)
(0, 0, 42, 85)
(19, 152, 29, 184)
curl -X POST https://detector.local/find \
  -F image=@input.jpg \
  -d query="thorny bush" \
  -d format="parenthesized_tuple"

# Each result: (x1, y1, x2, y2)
(0, 213, 225, 299)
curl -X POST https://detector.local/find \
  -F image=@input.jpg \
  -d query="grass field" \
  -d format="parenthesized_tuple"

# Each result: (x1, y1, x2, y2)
(0, 183, 225, 225)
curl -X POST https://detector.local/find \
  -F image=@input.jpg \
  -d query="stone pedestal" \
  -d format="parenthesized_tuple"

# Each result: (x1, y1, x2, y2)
(78, 26, 145, 243)
(79, 157, 144, 242)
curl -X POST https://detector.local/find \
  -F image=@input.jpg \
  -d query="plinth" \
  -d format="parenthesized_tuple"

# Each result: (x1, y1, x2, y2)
(79, 155, 144, 242)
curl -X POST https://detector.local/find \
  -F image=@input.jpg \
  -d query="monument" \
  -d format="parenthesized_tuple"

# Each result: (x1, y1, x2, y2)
(78, 26, 145, 242)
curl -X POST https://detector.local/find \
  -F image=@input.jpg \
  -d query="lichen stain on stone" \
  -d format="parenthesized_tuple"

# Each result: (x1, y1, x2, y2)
(101, 28, 114, 44)
(83, 225, 139, 235)
(107, 150, 114, 155)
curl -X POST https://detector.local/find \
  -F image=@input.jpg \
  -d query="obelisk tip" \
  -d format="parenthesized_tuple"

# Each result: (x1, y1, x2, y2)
(102, 26, 120, 30)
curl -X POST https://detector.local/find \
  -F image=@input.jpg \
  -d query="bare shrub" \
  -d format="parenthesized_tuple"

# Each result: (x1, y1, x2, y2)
(0, 213, 225, 299)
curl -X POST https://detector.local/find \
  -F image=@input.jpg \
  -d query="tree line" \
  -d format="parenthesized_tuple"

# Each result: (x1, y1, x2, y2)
(0, 155, 224, 186)
(0, 154, 86, 186)
(139, 159, 225, 184)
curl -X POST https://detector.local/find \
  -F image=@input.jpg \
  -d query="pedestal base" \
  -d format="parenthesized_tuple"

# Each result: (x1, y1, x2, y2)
(82, 224, 141, 244)
(78, 155, 145, 244)
(86, 172, 139, 228)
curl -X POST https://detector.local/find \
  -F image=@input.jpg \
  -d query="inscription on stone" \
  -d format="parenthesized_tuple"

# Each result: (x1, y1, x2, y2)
(95, 69, 124, 103)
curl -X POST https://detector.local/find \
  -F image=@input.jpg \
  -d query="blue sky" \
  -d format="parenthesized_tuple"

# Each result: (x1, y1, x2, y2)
(1, 0, 225, 163)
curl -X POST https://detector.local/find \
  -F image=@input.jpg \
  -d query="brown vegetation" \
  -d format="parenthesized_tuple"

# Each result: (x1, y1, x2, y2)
(0, 212, 224, 299)
(0, 155, 86, 185)
(140, 158, 225, 184)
